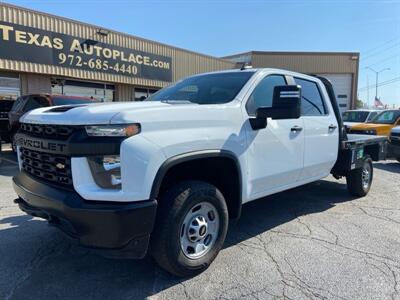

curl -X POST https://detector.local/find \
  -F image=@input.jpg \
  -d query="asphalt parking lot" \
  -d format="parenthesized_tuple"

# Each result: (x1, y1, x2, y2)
(1, 148, 400, 300)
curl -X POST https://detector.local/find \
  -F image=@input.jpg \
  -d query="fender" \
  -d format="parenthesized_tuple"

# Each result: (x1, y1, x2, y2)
(150, 149, 243, 219)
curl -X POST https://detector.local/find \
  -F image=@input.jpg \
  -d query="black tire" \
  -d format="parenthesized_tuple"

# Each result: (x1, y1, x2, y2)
(151, 180, 229, 277)
(346, 156, 373, 197)
(397, 158, 400, 163)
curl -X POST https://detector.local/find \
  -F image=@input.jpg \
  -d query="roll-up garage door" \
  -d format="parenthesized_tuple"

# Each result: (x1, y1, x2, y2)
(318, 74, 352, 112)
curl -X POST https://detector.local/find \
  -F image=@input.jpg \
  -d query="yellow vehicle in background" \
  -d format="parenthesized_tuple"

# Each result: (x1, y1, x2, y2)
(349, 110, 400, 136)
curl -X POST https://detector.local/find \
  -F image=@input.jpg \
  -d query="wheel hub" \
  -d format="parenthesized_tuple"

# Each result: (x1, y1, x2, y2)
(362, 164, 371, 189)
(180, 202, 220, 259)
(187, 216, 208, 242)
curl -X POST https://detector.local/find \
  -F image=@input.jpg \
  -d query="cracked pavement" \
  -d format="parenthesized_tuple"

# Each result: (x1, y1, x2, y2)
(1, 149, 400, 300)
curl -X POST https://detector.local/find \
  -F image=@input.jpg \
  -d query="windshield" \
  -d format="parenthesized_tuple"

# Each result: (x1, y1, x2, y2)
(148, 71, 255, 104)
(53, 97, 95, 106)
(368, 110, 400, 124)
(342, 111, 369, 122)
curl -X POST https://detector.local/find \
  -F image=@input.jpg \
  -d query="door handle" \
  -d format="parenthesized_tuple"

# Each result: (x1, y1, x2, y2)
(291, 126, 303, 132)
(328, 124, 337, 130)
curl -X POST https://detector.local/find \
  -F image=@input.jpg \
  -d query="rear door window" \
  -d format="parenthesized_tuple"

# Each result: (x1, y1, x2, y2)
(294, 77, 327, 116)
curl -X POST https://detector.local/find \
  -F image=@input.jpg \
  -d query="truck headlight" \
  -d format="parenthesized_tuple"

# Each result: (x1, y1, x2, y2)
(87, 155, 121, 189)
(85, 124, 140, 137)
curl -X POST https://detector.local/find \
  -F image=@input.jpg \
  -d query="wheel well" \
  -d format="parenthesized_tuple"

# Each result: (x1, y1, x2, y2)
(153, 156, 242, 219)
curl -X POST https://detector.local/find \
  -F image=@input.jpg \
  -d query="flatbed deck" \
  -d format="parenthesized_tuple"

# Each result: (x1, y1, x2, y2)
(342, 134, 388, 150)
(333, 134, 388, 177)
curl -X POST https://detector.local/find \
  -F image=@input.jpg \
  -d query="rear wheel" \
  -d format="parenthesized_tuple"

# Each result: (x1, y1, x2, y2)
(151, 181, 228, 277)
(346, 156, 373, 197)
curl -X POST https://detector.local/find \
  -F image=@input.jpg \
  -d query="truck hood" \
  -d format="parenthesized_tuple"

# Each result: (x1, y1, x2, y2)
(20, 101, 196, 125)
(350, 123, 394, 136)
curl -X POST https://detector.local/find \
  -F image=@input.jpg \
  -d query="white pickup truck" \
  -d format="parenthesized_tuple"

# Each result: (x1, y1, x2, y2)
(13, 68, 387, 277)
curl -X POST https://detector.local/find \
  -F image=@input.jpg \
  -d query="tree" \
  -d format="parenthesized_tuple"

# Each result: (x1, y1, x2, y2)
(356, 99, 364, 108)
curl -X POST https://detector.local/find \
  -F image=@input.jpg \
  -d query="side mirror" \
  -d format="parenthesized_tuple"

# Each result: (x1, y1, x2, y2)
(250, 85, 301, 130)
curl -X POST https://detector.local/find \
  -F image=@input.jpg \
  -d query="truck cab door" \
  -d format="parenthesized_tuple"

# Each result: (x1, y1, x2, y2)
(244, 74, 305, 201)
(294, 77, 339, 180)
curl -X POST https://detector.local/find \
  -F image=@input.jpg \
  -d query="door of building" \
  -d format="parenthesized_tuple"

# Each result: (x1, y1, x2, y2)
(318, 74, 352, 112)
(52, 79, 114, 102)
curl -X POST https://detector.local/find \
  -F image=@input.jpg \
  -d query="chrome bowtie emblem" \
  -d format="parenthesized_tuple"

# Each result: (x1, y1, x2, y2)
(56, 163, 65, 169)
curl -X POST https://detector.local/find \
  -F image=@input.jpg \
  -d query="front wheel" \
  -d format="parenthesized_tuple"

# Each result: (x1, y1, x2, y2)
(151, 181, 228, 277)
(346, 156, 373, 197)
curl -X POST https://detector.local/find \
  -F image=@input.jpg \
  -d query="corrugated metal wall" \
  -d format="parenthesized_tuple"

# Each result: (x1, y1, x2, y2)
(20, 73, 51, 94)
(115, 84, 134, 102)
(0, 3, 235, 88)
(251, 52, 359, 74)
(225, 51, 359, 109)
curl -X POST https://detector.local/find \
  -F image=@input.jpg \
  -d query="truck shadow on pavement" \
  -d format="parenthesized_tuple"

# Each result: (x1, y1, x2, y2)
(373, 161, 400, 174)
(225, 179, 355, 249)
(0, 179, 357, 299)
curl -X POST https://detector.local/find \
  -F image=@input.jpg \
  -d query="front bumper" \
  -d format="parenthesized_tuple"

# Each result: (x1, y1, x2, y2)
(13, 171, 157, 258)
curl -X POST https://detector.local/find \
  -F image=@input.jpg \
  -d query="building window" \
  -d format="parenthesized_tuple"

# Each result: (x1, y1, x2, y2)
(0, 74, 20, 100)
(135, 87, 159, 101)
(51, 78, 114, 102)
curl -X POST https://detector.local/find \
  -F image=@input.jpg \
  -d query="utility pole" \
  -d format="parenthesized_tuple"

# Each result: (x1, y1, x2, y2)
(366, 67, 390, 100)
(367, 74, 369, 108)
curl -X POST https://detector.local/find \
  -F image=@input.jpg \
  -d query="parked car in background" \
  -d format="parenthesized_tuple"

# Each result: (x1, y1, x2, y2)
(8, 94, 96, 151)
(348, 109, 400, 136)
(0, 99, 16, 143)
(342, 109, 380, 132)
(389, 126, 400, 162)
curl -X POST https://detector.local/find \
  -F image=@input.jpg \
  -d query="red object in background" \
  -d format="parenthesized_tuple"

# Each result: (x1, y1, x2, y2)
(374, 97, 384, 108)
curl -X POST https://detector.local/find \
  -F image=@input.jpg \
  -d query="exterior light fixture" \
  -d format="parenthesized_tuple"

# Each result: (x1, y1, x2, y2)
(97, 28, 110, 37)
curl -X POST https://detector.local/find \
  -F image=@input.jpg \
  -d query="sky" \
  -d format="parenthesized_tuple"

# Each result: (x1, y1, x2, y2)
(5, 0, 400, 107)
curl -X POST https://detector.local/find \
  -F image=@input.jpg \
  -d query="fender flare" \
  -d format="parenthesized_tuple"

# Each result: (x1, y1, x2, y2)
(150, 149, 243, 219)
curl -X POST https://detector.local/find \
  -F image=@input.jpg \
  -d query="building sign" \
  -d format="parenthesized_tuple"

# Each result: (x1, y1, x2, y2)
(0, 21, 172, 82)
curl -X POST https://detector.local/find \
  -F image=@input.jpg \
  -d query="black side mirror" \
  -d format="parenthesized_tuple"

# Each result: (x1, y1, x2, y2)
(250, 85, 301, 130)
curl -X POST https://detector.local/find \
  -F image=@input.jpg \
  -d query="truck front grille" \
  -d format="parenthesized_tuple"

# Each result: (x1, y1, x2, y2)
(20, 123, 76, 140)
(20, 147, 73, 188)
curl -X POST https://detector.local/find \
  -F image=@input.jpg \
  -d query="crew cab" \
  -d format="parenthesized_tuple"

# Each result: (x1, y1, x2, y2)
(348, 109, 400, 136)
(12, 68, 387, 277)
(389, 126, 400, 162)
